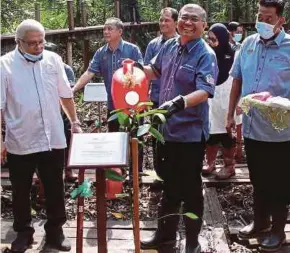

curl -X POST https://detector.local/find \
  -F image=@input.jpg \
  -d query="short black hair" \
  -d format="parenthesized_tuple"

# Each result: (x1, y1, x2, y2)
(161, 7, 178, 22)
(228, 21, 240, 32)
(259, 0, 285, 16)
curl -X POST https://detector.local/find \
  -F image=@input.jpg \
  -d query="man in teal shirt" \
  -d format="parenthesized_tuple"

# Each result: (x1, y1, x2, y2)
(227, 0, 290, 251)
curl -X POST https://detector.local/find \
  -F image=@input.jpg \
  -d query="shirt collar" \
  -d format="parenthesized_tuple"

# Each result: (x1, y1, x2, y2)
(160, 33, 178, 43)
(177, 37, 201, 52)
(258, 29, 286, 47)
(104, 39, 124, 52)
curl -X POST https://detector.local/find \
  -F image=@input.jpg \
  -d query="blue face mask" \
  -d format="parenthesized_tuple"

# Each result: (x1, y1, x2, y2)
(255, 21, 275, 40)
(234, 33, 243, 42)
(23, 52, 43, 62)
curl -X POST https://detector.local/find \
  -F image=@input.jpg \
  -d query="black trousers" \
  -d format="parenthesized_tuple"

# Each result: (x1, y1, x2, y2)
(244, 138, 290, 233)
(157, 141, 205, 221)
(207, 133, 236, 149)
(8, 149, 66, 234)
(129, 2, 141, 22)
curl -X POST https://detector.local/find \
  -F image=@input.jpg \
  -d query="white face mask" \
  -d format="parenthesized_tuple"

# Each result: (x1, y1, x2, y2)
(255, 21, 276, 40)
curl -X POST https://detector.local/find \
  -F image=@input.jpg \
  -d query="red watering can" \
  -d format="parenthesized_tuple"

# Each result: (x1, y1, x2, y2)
(111, 59, 149, 114)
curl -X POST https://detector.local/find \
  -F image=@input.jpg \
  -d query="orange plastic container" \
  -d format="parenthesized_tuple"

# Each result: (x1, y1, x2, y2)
(106, 168, 123, 199)
(111, 59, 149, 114)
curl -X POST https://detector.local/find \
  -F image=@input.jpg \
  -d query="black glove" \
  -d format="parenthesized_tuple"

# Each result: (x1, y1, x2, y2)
(158, 95, 185, 118)
(134, 61, 144, 71)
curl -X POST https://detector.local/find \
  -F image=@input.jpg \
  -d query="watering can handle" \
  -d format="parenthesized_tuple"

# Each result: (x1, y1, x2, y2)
(122, 59, 135, 75)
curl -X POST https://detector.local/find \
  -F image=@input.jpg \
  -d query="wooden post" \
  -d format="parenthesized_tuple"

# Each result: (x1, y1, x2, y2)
(81, 1, 90, 71)
(67, 0, 74, 30)
(34, 2, 40, 22)
(132, 138, 140, 253)
(76, 169, 85, 253)
(66, 0, 74, 66)
(114, 0, 120, 18)
(96, 169, 107, 253)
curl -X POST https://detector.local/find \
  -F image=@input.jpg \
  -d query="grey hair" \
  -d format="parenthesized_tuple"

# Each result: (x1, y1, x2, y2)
(179, 4, 207, 22)
(105, 17, 124, 30)
(15, 19, 45, 41)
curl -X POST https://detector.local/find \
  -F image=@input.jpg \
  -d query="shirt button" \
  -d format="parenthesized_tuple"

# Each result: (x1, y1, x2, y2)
(262, 56, 265, 59)
(256, 79, 258, 81)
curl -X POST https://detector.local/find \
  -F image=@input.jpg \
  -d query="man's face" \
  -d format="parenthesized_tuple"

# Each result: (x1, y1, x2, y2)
(103, 24, 122, 43)
(177, 6, 206, 42)
(159, 10, 177, 36)
(257, 5, 283, 32)
(18, 31, 45, 55)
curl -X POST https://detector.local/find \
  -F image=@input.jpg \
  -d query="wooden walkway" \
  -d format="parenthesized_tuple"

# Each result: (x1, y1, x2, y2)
(2, 164, 290, 252)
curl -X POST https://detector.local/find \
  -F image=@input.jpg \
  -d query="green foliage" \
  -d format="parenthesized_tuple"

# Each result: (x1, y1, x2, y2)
(105, 169, 125, 182)
(70, 178, 93, 198)
(107, 102, 167, 144)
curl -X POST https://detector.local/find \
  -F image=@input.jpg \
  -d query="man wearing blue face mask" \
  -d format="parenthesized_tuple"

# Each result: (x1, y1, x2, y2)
(1, 19, 82, 252)
(228, 21, 244, 51)
(227, 0, 290, 252)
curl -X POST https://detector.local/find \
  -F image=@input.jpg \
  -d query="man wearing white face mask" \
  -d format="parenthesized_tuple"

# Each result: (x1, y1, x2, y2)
(227, 0, 290, 252)
(228, 21, 244, 51)
(1, 19, 82, 252)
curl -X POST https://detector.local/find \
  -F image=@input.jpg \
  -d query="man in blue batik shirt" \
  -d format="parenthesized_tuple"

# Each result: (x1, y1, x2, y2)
(144, 7, 178, 109)
(73, 17, 143, 132)
(227, 0, 290, 251)
(140, 4, 218, 253)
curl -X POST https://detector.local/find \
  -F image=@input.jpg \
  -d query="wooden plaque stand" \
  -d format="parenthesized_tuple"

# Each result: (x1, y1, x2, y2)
(68, 133, 140, 253)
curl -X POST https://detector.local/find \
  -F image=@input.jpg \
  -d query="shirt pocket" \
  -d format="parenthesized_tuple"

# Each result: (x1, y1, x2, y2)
(175, 66, 196, 88)
(42, 68, 58, 93)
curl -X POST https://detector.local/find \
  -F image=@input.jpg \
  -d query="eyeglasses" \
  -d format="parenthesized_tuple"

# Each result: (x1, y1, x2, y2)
(180, 15, 204, 23)
(20, 39, 46, 47)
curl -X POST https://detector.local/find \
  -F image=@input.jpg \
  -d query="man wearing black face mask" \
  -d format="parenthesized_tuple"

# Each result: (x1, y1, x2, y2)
(227, 0, 290, 251)
(1, 19, 82, 252)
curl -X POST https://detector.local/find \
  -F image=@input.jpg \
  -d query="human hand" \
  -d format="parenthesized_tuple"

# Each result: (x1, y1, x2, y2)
(158, 95, 185, 118)
(71, 121, 83, 133)
(226, 115, 236, 136)
(1, 141, 7, 165)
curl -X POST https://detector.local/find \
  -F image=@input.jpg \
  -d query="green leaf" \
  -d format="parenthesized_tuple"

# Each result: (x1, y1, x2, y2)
(149, 127, 165, 144)
(136, 109, 168, 119)
(137, 101, 154, 108)
(117, 112, 130, 126)
(183, 212, 198, 220)
(105, 169, 125, 182)
(137, 124, 151, 137)
(107, 113, 118, 122)
(94, 120, 101, 128)
(152, 113, 166, 125)
(110, 108, 127, 114)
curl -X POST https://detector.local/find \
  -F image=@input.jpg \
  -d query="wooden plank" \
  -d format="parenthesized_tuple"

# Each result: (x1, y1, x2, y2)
(203, 188, 226, 227)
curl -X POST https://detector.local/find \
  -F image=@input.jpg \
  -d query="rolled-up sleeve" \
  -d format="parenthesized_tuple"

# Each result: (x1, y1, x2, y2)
(196, 52, 218, 98)
(88, 49, 102, 74)
(56, 55, 73, 98)
(144, 42, 154, 65)
(133, 46, 144, 65)
(230, 48, 242, 80)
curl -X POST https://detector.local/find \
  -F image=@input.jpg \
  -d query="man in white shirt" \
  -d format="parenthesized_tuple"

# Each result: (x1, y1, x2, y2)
(0, 19, 81, 252)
